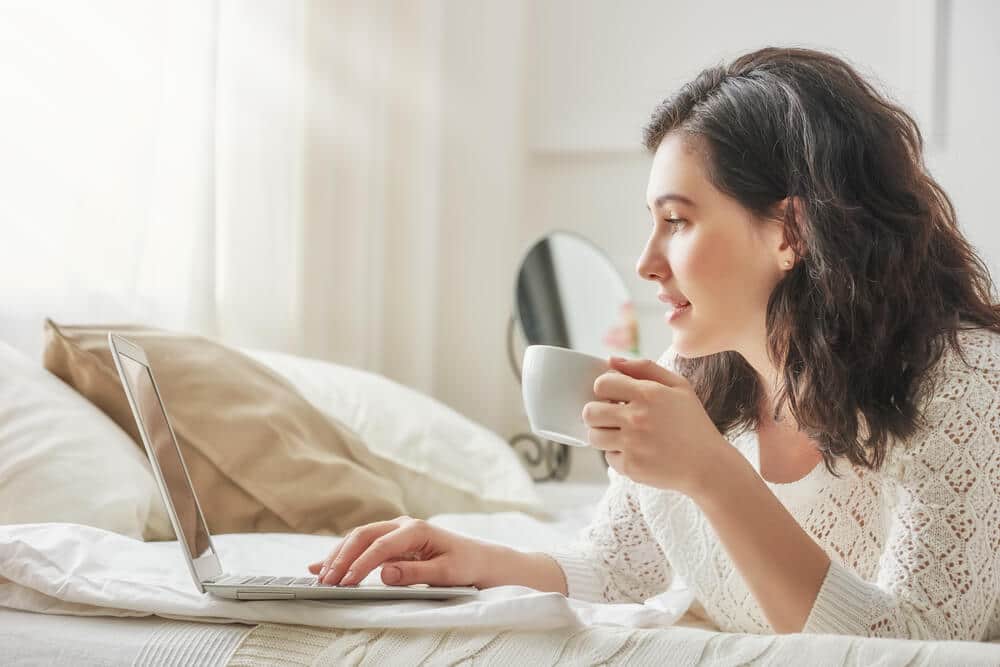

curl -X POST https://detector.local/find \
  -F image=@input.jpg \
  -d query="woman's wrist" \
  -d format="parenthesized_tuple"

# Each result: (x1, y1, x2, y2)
(686, 436, 750, 506)
(473, 541, 518, 589)
(474, 542, 568, 594)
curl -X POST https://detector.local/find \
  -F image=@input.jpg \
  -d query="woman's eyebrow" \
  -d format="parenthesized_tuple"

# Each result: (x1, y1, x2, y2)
(646, 193, 696, 211)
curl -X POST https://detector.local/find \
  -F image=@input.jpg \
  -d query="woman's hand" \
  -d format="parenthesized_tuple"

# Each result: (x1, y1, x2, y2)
(582, 356, 729, 498)
(307, 516, 493, 588)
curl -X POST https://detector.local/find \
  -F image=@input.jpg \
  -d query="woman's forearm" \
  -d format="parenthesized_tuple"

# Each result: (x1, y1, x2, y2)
(690, 443, 831, 633)
(476, 543, 568, 594)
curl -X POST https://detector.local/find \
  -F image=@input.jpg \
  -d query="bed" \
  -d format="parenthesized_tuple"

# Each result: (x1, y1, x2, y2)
(4, 481, 1000, 666)
(2, 333, 1000, 666)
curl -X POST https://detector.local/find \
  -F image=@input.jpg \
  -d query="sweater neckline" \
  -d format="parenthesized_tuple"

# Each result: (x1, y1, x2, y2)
(737, 430, 841, 509)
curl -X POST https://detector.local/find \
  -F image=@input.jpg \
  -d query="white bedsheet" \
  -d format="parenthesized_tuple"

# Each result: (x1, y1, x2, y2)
(428, 480, 602, 551)
(5, 482, 1000, 666)
(0, 480, 699, 634)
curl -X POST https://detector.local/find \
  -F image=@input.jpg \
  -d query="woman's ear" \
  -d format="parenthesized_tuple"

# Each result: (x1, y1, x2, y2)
(774, 196, 807, 265)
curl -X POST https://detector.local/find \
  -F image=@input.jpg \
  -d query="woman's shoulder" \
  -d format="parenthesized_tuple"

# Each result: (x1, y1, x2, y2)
(916, 326, 1000, 405)
(950, 326, 1000, 370)
(884, 325, 1000, 475)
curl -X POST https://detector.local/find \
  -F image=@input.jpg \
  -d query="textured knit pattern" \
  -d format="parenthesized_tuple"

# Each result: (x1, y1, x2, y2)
(226, 620, 1000, 666)
(547, 327, 1000, 641)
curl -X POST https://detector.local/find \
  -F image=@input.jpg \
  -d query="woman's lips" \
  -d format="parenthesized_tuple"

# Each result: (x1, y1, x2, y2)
(657, 293, 691, 322)
(666, 301, 691, 322)
(658, 293, 690, 307)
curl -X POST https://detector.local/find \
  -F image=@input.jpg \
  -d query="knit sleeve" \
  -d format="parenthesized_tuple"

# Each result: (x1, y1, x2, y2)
(544, 466, 673, 603)
(803, 335, 1000, 640)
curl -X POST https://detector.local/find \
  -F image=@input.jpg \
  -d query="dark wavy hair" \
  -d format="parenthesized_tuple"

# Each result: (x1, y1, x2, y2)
(643, 46, 1000, 475)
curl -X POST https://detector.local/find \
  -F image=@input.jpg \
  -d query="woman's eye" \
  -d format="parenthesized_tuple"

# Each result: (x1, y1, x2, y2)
(666, 218, 686, 231)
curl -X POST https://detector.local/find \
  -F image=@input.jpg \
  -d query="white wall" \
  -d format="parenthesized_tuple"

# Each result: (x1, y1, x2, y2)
(925, 1, 1000, 278)
(432, 0, 528, 438)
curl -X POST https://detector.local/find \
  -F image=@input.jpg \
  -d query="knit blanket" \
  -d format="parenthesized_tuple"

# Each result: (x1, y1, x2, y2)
(226, 617, 1000, 666)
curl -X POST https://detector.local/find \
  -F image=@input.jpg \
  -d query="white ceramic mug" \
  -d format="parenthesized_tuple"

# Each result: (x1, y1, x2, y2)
(521, 345, 610, 447)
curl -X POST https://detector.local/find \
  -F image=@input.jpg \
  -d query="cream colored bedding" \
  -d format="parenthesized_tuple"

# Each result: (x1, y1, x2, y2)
(4, 482, 999, 666)
(228, 619, 1000, 666)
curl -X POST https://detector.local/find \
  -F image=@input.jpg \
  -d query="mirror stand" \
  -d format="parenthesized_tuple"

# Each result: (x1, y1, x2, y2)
(506, 312, 571, 481)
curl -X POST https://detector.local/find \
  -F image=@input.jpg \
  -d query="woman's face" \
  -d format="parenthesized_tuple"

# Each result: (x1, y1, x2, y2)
(637, 132, 791, 359)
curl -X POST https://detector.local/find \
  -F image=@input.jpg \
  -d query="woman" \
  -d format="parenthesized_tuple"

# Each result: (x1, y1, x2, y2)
(307, 47, 1000, 641)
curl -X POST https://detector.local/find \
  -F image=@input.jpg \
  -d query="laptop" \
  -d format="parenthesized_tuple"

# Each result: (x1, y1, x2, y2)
(108, 332, 479, 601)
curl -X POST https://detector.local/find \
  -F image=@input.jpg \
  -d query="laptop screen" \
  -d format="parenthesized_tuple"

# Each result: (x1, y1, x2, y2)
(116, 352, 215, 564)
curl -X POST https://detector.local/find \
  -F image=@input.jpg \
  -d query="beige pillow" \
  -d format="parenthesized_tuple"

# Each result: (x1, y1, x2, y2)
(244, 348, 546, 518)
(42, 319, 409, 539)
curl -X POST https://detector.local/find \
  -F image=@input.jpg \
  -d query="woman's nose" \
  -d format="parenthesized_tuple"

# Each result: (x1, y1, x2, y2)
(636, 241, 670, 282)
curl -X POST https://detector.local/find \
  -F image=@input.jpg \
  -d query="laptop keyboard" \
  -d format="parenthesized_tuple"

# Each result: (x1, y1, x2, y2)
(209, 574, 412, 589)
(211, 575, 323, 587)
(208, 574, 434, 590)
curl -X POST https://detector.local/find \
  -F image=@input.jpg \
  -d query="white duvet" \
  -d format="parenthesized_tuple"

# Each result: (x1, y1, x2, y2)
(5, 518, 1000, 667)
(0, 521, 694, 632)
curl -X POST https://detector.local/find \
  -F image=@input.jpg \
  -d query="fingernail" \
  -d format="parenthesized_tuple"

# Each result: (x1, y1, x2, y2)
(342, 569, 354, 585)
(383, 566, 401, 584)
(319, 566, 327, 578)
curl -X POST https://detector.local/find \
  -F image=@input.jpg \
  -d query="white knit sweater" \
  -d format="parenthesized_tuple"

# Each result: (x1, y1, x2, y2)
(547, 327, 1000, 641)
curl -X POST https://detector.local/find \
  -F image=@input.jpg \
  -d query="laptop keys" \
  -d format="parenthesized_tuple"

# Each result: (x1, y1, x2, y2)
(242, 575, 319, 586)
(214, 574, 323, 587)
(210, 575, 258, 585)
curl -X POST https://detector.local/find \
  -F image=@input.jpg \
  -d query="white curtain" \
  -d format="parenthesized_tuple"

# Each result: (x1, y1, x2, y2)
(0, 0, 527, 433)
(0, 0, 219, 352)
(0, 0, 441, 375)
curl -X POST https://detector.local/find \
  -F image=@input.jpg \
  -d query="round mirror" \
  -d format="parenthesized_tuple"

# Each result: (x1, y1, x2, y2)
(514, 231, 637, 362)
(507, 231, 637, 481)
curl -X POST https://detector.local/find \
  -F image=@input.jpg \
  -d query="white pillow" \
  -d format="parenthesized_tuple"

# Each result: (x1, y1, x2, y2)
(242, 348, 546, 519)
(0, 341, 170, 539)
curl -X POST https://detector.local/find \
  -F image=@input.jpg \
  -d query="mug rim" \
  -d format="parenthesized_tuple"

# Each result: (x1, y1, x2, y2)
(524, 344, 608, 362)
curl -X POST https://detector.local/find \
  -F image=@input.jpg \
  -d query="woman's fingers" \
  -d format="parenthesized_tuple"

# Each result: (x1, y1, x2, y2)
(581, 400, 623, 428)
(318, 519, 403, 585)
(307, 560, 328, 573)
(380, 558, 446, 586)
(306, 550, 416, 573)
(587, 426, 624, 451)
(338, 520, 431, 586)
(313, 534, 349, 579)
